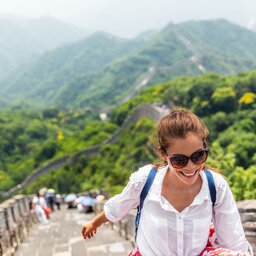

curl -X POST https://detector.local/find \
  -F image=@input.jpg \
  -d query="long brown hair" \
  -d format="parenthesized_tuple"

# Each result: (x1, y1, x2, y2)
(154, 108, 209, 168)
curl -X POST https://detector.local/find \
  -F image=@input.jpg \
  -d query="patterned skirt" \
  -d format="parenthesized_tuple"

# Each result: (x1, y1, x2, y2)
(128, 225, 247, 256)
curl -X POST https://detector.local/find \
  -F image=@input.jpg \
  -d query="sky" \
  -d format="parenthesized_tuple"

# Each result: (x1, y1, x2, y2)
(0, 0, 256, 38)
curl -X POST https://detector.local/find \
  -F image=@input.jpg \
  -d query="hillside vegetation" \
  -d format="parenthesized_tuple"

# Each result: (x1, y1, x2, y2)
(0, 106, 117, 192)
(3, 71, 254, 201)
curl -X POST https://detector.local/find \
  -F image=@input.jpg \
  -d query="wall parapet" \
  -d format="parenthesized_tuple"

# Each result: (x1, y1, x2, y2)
(0, 195, 34, 256)
(237, 200, 256, 253)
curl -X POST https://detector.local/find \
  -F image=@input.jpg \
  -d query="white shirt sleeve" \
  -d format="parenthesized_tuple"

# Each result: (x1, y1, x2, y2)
(212, 175, 253, 255)
(103, 164, 153, 223)
(32, 197, 39, 204)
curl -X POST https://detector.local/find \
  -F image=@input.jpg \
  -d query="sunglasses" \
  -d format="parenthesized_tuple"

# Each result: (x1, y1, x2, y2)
(167, 149, 208, 169)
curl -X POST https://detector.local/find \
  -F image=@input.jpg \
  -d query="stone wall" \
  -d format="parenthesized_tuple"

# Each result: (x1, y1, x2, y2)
(0, 195, 34, 256)
(237, 200, 256, 253)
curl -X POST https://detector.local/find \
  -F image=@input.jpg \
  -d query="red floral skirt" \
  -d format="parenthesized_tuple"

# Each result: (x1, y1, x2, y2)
(129, 225, 246, 256)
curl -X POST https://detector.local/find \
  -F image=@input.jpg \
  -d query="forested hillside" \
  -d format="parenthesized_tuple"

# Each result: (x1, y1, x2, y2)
(1, 19, 256, 110)
(0, 32, 146, 107)
(0, 106, 117, 192)
(2, 71, 255, 201)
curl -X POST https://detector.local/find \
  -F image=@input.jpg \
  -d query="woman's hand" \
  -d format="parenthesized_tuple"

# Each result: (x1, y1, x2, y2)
(81, 221, 97, 239)
(81, 211, 109, 239)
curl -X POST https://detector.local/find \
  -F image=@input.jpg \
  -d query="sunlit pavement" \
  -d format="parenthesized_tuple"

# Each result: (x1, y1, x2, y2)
(15, 207, 133, 256)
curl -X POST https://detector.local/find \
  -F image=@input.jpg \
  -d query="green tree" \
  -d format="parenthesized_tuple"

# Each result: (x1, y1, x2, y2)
(211, 87, 237, 113)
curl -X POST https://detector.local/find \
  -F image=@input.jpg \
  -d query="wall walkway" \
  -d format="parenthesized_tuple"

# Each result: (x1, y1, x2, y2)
(0, 195, 255, 255)
(14, 207, 132, 256)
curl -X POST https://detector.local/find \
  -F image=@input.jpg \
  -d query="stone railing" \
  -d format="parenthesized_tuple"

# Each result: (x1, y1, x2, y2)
(95, 200, 256, 254)
(237, 200, 256, 253)
(0, 195, 34, 256)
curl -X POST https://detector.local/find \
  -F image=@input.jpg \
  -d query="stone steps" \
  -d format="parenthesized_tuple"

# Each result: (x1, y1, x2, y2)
(14, 207, 133, 256)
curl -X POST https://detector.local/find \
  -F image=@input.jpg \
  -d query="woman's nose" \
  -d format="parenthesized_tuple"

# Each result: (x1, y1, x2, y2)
(185, 159, 197, 169)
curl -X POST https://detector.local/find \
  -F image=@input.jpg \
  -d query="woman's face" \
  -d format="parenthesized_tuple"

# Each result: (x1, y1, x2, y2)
(165, 132, 206, 186)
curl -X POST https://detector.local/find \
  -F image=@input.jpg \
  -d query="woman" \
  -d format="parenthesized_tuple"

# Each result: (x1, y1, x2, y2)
(31, 193, 48, 224)
(81, 109, 253, 255)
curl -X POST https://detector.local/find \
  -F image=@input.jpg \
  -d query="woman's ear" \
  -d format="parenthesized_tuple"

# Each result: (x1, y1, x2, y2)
(158, 148, 167, 161)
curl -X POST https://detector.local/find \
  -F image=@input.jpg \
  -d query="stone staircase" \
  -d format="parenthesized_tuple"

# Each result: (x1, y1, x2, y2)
(14, 207, 133, 256)
(6, 197, 256, 255)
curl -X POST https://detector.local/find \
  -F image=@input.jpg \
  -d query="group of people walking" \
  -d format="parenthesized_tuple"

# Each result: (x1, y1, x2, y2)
(31, 188, 61, 224)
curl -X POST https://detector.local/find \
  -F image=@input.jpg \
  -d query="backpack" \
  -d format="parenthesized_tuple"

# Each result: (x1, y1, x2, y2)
(135, 167, 216, 240)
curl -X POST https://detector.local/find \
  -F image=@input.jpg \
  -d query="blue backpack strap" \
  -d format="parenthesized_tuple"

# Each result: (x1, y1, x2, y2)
(205, 170, 216, 207)
(135, 167, 157, 241)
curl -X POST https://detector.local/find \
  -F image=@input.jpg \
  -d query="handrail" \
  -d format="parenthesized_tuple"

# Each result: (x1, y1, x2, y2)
(0, 195, 34, 256)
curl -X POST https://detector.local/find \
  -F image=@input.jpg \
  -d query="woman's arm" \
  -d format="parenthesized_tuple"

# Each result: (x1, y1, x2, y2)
(103, 165, 153, 223)
(81, 165, 154, 240)
(81, 211, 109, 239)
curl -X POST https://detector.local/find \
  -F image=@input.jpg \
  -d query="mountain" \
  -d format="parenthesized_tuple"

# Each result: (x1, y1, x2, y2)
(0, 15, 88, 79)
(1, 19, 256, 110)
(135, 29, 158, 41)
(0, 32, 146, 108)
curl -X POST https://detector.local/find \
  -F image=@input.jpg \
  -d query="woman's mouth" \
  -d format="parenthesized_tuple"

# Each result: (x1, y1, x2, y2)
(180, 170, 198, 177)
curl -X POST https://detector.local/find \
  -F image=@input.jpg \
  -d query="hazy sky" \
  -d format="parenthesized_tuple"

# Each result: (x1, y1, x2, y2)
(0, 0, 255, 37)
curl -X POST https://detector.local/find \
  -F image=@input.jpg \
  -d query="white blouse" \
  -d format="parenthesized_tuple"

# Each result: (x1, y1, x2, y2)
(104, 164, 253, 256)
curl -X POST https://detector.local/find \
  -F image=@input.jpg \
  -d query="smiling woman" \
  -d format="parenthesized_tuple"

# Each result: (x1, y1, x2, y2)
(81, 108, 253, 256)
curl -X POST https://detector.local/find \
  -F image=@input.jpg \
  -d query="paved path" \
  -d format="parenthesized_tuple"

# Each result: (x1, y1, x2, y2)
(15, 207, 133, 256)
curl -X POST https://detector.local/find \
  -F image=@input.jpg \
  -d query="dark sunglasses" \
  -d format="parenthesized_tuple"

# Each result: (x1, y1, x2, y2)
(168, 149, 208, 169)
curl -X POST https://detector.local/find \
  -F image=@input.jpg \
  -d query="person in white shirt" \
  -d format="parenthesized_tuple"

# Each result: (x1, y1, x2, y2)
(32, 193, 48, 224)
(81, 109, 253, 256)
